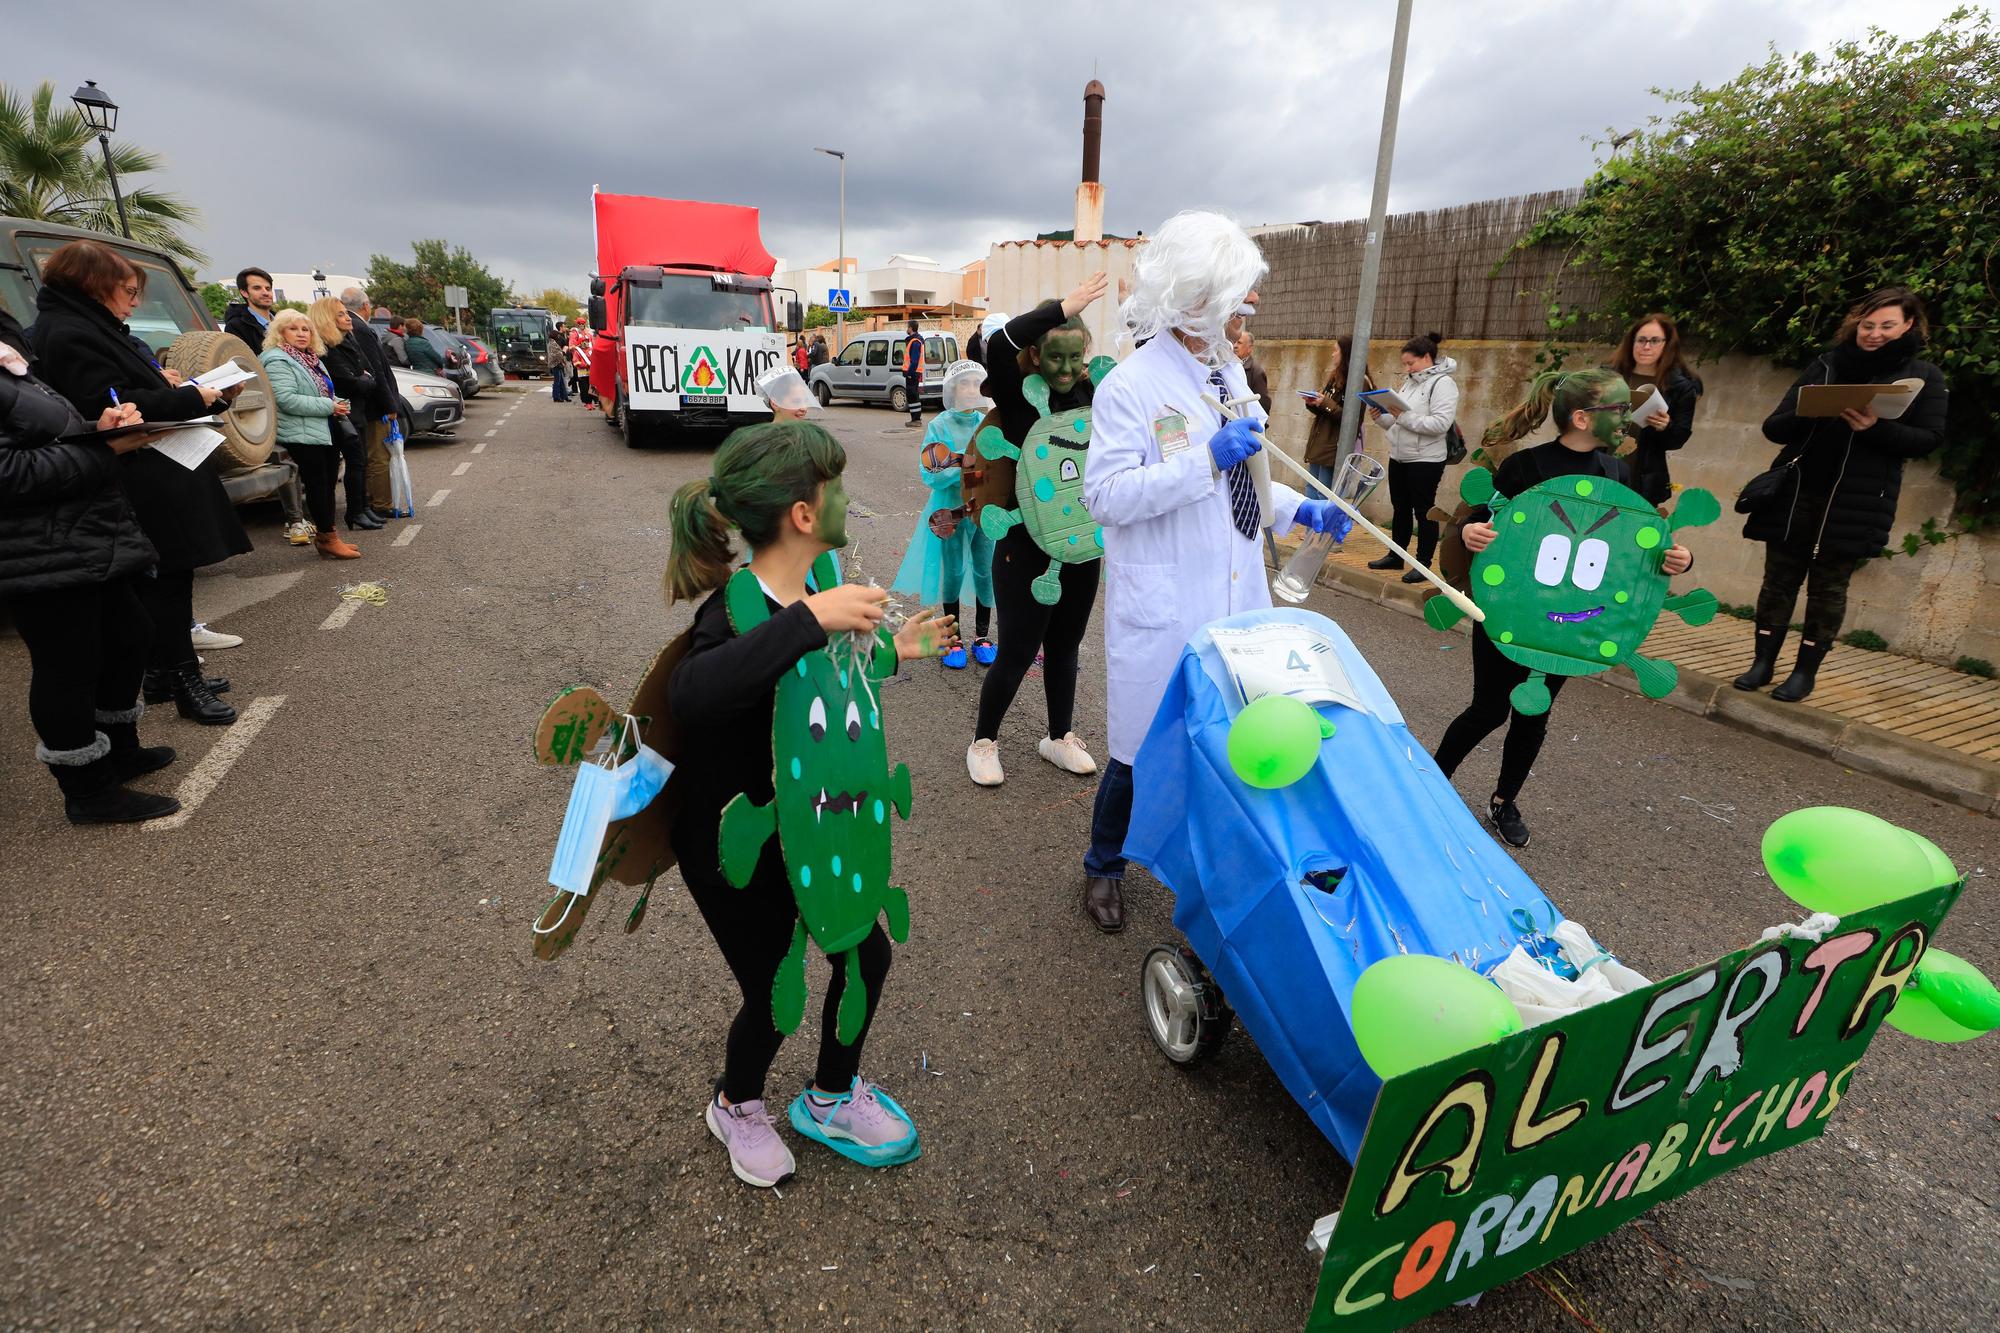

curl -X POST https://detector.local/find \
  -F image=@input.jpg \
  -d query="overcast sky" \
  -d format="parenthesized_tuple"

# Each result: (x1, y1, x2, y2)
(5, 0, 1967, 296)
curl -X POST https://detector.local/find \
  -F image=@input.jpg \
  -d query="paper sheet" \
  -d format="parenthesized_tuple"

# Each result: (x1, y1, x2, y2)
(193, 362, 256, 391)
(1209, 620, 1369, 715)
(149, 427, 226, 470)
(1870, 377, 1924, 421)
(1627, 385, 1669, 425)
(1358, 387, 1411, 415)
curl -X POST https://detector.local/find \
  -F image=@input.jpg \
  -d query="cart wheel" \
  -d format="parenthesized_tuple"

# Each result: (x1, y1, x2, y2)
(1142, 943, 1233, 1066)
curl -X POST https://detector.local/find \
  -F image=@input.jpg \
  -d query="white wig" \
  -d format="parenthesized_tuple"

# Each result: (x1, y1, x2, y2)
(1121, 211, 1267, 362)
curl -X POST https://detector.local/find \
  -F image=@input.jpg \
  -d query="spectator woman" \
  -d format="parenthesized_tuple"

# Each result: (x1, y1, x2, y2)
(259, 310, 360, 561)
(1301, 334, 1374, 491)
(309, 297, 385, 530)
(1, 308, 181, 823)
(1609, 313, 1702, 506)
(1367, 332, 1459, 584)
(1734, 287, 1947, 703)
(403, 316, 445, 375)
(29, 240, 246, 726)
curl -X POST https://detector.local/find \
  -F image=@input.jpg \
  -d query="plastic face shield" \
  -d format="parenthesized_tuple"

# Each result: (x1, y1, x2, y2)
(941, 360, 991, 414)
(758, 365, 815, 414)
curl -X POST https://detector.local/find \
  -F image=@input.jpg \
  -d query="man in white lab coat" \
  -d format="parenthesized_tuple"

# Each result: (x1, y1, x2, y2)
(1078, 212, 1349, 932)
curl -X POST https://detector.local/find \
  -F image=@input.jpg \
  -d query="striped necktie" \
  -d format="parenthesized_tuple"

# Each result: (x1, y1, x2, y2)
(1211, 368, 1260, 539)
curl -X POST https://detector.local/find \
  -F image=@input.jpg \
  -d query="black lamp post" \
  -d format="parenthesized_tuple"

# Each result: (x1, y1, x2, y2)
(69, 80, 130, 239)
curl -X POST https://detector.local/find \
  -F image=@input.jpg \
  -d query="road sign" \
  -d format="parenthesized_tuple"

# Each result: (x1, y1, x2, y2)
(443, 285, 468, 308)
(827, 288, 851, 313)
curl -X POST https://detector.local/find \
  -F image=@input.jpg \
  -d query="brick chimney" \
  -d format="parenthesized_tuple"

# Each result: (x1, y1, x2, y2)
(1074, 79, 1106, 244)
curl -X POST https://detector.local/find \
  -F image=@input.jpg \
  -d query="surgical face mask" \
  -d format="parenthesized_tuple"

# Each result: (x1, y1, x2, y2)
(547, 724, 673, 894)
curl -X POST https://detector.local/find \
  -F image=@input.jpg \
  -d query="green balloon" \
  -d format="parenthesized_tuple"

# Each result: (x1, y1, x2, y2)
(1904, 831, 1962, 890)
(1885, 984, 1985, 1043)
(1227, 694, 1326, 790)
(1913, 949, 2000, 1035)
(1760, 807, 1935, 915)
(1352, 954, 1525, 1080)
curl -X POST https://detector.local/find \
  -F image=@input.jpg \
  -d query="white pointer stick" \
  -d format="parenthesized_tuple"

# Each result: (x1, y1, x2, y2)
(1203, 393, 1485, 624)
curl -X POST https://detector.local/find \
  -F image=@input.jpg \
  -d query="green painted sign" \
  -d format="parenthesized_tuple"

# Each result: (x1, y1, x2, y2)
(1308, 884, 1962, 1330)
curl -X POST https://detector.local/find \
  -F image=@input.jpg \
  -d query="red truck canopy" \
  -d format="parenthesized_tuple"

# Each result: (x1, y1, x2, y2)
(593, 191, 777, 279)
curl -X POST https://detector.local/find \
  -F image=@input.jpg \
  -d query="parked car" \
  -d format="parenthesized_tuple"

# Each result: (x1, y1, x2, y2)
(393, 366, 462, 438)
(807, 330, 961, 410)
(448, 332, 503, 389)
(0, 214, 294, 509)
(415, 326, 479, 398)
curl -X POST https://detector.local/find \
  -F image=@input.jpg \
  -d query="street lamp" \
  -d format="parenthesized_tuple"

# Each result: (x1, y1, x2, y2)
(69, 80, 130, 239)
(813, 147, 846, 352)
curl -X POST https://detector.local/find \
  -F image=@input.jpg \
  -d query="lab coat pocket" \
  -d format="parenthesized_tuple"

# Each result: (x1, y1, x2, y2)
(1108, 562, 1179, 633)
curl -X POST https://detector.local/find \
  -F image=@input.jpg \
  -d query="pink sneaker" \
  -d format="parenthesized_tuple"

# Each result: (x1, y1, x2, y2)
(788, 1079, 921, 1166)
(705, 1095, 796, 1187)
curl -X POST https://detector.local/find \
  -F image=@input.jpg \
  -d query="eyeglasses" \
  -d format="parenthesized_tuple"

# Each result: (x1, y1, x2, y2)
(1577, 402, 1631, 414)
(1633, 336, 1667, 346)
(117, 284, 140, 300)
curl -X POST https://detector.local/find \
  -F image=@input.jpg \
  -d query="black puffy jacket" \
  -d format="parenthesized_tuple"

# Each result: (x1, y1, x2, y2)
(0, 352, 157, 597)
(1745, 333, 1948, 560)
(1619, 365, 1701, 506)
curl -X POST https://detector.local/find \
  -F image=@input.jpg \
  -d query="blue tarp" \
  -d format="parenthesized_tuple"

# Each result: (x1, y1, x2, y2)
(1124, 607, 1567, 1160)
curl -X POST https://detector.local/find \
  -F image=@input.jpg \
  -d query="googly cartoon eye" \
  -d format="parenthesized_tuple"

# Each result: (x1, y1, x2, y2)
(1535, 534, 1572, 587)
(1573, 537, 1608, 592)
(1058, 457, 1080, 482)
(808, 695, 827, 742)
(845, 699, 862, 742)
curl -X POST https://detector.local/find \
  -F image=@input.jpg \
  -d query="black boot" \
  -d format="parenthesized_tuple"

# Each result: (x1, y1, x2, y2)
(99, 705, 176, 781)
(144, 667, 229, 703)
(1771, 640, 1829, 703)
(1367, 554, 1404, 571)
(346, 509, 385, 531)
(169, 662, 237, 725)
(1732, 625, 1787, 691)
(43, 734, 181, 825)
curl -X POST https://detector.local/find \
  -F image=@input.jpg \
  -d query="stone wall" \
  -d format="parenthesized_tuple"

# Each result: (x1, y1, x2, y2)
(1253, 337, 1996, 668)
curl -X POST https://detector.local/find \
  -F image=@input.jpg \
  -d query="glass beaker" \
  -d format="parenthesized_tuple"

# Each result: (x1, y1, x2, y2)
(1272, 452, 1386, 604)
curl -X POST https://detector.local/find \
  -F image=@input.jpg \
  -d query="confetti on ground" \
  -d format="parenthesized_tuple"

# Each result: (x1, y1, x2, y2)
(339, 580, 391, 606)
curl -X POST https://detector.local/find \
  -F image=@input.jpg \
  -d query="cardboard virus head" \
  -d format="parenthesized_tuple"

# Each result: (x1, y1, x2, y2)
(975, 356, 1118, 603)
(1426, 469, 1723, 713)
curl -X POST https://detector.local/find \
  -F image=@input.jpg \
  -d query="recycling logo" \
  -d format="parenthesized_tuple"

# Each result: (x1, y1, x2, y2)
(681, 345, 727, 396)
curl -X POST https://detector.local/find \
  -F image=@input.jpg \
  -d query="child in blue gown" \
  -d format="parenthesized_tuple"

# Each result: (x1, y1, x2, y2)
(892, 361, 996, 669)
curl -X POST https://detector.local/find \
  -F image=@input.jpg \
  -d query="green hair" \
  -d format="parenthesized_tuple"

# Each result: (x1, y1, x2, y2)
(665, 420, 847, 603)
(1481, 367, 1627, 448)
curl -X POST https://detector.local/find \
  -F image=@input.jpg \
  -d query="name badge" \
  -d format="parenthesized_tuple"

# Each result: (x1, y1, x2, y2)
(1153, 408, 1191, 459)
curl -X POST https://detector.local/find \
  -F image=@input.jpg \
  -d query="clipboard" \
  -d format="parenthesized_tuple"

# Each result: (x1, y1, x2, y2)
(1796, 383, 1906, 419)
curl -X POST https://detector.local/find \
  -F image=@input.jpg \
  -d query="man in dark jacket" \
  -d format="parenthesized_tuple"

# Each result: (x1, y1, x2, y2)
(221, 266, 276, 352)
(340, 287, 400, 516)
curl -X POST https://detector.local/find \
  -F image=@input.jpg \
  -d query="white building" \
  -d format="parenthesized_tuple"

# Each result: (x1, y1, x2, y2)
(773, 254, 985, 313)
(266, 271, 367, 306)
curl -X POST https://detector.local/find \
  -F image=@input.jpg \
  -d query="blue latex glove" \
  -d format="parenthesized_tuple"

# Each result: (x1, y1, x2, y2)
(1208, 416, 1262, 470)
(1295, 498, 1353, 543)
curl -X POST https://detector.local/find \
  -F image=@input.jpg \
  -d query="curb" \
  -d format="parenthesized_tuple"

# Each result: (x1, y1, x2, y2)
(1290, 555, 2000, 816)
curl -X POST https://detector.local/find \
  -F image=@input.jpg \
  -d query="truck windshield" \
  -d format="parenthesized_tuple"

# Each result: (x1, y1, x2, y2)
(491, 313, 549, 348)
(625, 275, 769, 331)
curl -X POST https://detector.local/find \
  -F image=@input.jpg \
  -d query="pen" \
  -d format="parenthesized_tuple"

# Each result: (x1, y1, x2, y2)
(108, 387, 120, 407)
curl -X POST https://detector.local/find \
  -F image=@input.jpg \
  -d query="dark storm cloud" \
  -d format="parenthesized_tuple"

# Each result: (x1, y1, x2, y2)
(5, 1, 1958, 294)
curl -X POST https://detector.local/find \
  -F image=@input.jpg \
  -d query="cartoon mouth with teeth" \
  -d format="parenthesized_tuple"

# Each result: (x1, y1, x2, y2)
(813, 788, 868, 820)
(1546, 607, 1604, 624)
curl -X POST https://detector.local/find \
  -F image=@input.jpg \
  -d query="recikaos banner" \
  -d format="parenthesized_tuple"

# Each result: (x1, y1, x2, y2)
(1307, 883, 1962, 1330)
(624, 327, 784, 415)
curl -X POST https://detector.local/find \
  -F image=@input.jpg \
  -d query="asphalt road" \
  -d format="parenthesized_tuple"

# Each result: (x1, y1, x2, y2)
(1, 387, 1994, 1331)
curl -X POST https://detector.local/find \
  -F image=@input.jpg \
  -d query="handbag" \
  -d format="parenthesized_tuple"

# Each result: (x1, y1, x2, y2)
(1735, 455, 1800, 516)
(1444, 422, 1467, 465)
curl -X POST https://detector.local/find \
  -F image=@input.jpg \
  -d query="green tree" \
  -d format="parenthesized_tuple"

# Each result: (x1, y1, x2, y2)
(803, 304, 842, 330)
(1517, 10, 1999, 530)
(365, 239, 509, 329)
(525, 287, 583, 322)
(0, 80, 205, 265)
(198, 281, 231, 321)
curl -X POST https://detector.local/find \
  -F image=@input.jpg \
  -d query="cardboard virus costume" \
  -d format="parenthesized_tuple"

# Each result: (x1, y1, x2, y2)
(1424, 469, 1722, 714)
(717, 553, 913, 1044)
(975, 356, 1118, 604)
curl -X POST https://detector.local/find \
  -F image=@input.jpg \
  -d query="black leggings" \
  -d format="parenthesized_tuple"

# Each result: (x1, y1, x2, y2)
(942, 600, 992, 640)
(687, 850, 891, 1104)
(1753, 503, 1861, 644)
(1388, 459, 1446, 562)
(134, 568, 198, 673)
(1433, 624, 1568, 803)
(293, 445, 339, 531)
(974, 530, 1099, 741)
(576, 372, 594, 405)
(334, 427, 369, 519)
(6, 576, 152, 753)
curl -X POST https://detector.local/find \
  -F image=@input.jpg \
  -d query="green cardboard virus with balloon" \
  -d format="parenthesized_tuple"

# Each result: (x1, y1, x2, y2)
(1425, 469, 1723, 714)
(717, 552, 913, 1044)
(976, 357, 1117, 605)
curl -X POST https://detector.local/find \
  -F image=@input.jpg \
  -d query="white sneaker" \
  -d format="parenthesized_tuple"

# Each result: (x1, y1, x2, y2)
(190, 622, 243, 651)
(283, 520, 314, 547)
(966, 739, 1005, 786)
(1038, 732, 1098, 775)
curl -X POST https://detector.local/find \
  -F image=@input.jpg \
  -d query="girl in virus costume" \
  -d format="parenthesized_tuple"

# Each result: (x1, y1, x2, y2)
(664, 420, 956, 1188)
(892, 360, 997, 669)
(1430, 369, 1694, 851)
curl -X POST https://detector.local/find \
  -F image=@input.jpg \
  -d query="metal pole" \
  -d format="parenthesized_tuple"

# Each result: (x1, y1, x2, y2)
(836, 155, 846, 353)
(1334, 0, 1413, 464)
(98, 134, 130, 238)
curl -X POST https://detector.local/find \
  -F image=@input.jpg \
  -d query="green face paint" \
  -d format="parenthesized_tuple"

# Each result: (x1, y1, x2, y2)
(1037, 331, 1089, 394)
(1586, 382, 1632, 448)
(815, 477, 851, 549)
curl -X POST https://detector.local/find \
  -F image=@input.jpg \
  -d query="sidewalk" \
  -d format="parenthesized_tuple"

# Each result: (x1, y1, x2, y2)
(1283, 530, 2000, 814)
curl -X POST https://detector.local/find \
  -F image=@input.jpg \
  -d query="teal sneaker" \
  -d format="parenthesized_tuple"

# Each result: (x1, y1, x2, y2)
(788, 1078, 921, 1167)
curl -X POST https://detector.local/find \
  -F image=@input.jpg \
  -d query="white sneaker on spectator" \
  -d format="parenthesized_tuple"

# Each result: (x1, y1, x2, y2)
(1038, 733, 1097, 775)
(966, 739, 1004, 787)
(190, 622, 243, 651)
(283, 520, 314, 547)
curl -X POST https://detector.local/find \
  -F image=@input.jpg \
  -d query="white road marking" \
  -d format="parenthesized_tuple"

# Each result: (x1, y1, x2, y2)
(484, 429, 498, 438)
(320, 597, 364, 631)
(427, 489, 450, 508)
(392, 523, 422, 547)
(144, 695, 287, 833)
(471, 441, 486, 454)
(452, 462, 472, 476)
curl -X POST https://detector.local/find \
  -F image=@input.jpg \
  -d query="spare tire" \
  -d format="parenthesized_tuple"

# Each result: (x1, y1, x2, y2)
(162, 330, 277, 467)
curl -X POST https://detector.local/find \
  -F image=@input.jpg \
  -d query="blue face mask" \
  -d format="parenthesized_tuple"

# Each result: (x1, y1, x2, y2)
(547, 723, 674, 894)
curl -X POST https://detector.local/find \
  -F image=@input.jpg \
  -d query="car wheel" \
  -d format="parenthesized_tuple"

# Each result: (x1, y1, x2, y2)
(398, 403, 414, 440)
(889, 384, 908, 413)
(814, 381, 832, 407)
(622, 402, 646, 449)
